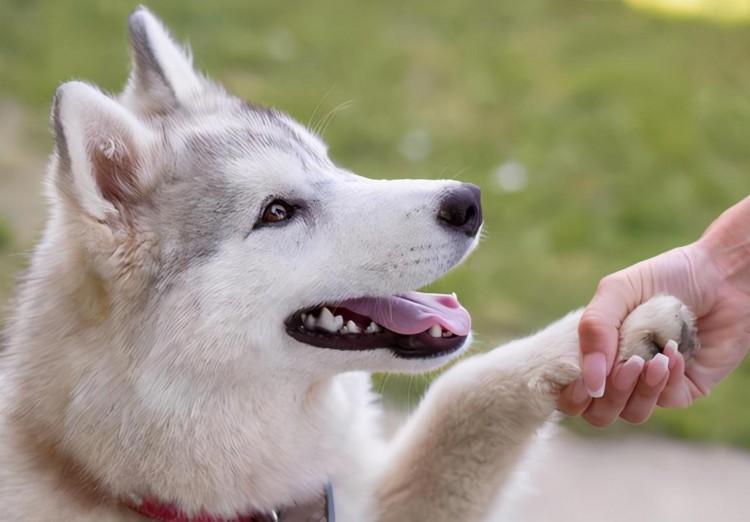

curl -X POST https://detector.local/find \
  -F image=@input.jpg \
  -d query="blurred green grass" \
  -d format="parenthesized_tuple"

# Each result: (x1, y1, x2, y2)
(1, 0, 749, 446)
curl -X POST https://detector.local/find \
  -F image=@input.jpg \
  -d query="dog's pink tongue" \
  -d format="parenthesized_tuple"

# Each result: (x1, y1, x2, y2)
(339, 291, 471, 336)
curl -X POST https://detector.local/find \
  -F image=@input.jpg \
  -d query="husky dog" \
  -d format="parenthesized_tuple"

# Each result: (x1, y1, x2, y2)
(0, 8, 697, 522)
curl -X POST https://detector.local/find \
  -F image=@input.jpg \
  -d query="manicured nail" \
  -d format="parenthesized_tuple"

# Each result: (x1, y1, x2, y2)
(571, 378, 590, 404)
(583, 352, 607, 398)
(663, 340, 679, 370)
(613, 355, 645, 391)
(645, 353, 669, 387)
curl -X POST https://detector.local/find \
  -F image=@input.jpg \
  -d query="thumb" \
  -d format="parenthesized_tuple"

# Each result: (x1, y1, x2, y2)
(579, 275, 640, 397)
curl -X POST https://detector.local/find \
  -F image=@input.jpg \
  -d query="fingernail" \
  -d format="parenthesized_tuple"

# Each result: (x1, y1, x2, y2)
(645, 353, 669, 387)
(613, 355, 645, 391)
(571, 378, 590, 404)
(663, 340, 679, 370)
(583, 352, 607, 398)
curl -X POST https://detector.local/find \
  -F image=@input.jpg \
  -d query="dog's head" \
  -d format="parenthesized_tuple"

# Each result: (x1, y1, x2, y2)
(48, 8, 482, 383)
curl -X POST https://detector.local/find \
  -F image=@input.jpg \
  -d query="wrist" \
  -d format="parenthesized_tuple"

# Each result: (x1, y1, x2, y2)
(695, 196, 750, 294)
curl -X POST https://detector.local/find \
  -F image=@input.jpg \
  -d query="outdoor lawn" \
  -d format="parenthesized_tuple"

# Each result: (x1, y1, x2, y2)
(1, 0, 749, 446)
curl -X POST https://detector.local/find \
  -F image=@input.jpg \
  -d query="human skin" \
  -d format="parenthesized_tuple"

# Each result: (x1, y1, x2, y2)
(558, 196, 750, 427)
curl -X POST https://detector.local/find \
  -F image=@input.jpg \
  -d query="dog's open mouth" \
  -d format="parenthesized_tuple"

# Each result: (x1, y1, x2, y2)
(285, 292, 471, 359)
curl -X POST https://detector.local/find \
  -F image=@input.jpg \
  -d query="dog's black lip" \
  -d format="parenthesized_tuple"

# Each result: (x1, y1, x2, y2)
(284, 309, 466, 360)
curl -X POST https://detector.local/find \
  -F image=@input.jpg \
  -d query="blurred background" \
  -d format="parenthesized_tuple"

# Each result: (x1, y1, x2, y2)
(1, 0, 749, 520)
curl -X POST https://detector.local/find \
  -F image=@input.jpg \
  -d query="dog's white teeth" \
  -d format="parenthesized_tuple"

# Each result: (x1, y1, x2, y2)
(428, 324, 442, 338)
(334, 315, 344, 332)
(346, 320, 361, 334)
(301, 312, 307, 320)
(365, 322, 382, 334)
(442, 330, 454, 338)
(304, 313, 317, 330)
(318, 307, 338, 332)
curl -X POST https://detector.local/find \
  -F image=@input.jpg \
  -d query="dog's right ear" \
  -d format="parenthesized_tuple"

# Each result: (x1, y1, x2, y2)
(51, 81, 153, 226)
(121, 7, 205, 115)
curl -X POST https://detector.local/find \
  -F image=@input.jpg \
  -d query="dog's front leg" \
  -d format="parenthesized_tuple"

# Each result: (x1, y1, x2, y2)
(373, 296, 696, 522)
(373, 311, 581, 522)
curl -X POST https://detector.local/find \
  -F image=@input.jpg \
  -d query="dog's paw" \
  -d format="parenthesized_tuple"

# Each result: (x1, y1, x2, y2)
(618, 295, 699, 362)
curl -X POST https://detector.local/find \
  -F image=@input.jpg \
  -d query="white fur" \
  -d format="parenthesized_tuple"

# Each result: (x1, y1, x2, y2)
(120, 8, 205, 114)
(56, 81, 149, 220)
(0, 8, 697, 522)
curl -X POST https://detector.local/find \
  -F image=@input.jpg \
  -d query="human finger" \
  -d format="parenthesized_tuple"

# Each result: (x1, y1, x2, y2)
(558, 378, 593, 416)
(579, 274, 641, 397)
(656, 340, 691, 408)
(582, 355, 646, 428)
(619, 353, 670, 424)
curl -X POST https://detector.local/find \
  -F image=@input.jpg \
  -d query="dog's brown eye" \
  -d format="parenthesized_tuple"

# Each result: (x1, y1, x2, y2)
(262, 200, 293, 223)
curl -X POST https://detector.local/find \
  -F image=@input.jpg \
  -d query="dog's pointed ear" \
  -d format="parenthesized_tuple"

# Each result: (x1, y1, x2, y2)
(52, 81, 152, 224)
(121, 7, 204, 114)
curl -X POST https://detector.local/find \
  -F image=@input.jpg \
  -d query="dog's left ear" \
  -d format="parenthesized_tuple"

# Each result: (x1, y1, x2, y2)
(52, 81, 154, 226)
(121, 7, 205, 115)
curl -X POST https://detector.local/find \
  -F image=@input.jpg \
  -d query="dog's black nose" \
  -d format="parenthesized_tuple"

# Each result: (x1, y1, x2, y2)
(437, 183, 482, 237)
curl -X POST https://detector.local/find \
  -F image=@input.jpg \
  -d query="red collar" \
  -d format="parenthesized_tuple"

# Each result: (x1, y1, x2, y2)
(122, 496, 279, 522)
(122, 483, 333, 522)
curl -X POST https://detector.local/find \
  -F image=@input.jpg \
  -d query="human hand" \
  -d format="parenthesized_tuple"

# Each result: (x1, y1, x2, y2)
(558, 212, 750, 426)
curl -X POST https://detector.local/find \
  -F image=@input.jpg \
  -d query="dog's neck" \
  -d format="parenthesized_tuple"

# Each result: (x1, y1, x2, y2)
(122, 482, 333, 522)
(7, 301, 345, 516)
(9, 352, 342, 515)
(124, 498, 276, 522)
(4, 235, 368, 517)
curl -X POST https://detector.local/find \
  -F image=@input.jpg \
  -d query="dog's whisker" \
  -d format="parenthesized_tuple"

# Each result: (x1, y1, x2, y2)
(307, 83, 337, 131)
(377, 372, 392, 396)
(449, 166, 470, 180)
(315, 99, 354, 137)
(407, 375, 415, 415)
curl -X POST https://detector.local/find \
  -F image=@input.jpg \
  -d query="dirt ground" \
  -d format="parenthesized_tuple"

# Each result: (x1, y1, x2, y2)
(487, 429, 750, 522)
(383, 408, 750, 521)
